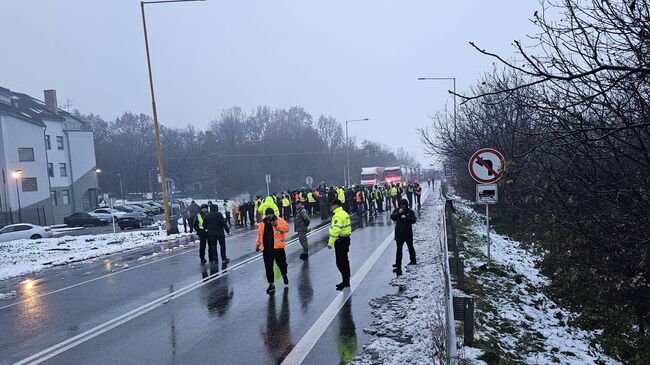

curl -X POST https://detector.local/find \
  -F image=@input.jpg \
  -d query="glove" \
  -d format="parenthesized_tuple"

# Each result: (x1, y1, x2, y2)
(327, 245, 332, 250)
(255, 247, 260, 252)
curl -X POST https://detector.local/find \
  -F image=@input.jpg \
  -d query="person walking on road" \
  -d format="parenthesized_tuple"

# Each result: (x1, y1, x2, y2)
(204, 205, 231, 263)
(406, 182, 414, 208)
(328, 199, 352, 290)
(390, 198, 417, 276)
(187, 200, 200, 234)
(256, 207, 290, 294)
(194, 204, 210, 264)
(295, 201, 311, 260)
(223, 200, 231, 228)
(414, 183, 422, 210)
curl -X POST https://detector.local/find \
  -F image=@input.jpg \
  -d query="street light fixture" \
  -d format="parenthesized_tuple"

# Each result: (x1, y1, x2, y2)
(345, 118, 370, 187)
(418, 77, 457, 141)
(141, 0, 205, 234)
(12, 170, 23, 223)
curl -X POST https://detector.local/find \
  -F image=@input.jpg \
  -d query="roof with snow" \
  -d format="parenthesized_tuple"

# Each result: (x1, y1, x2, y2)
(0, 86, 87, 128)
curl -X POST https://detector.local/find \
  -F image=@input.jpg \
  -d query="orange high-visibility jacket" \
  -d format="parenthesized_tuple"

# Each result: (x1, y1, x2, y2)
(256, 217, 290, 251)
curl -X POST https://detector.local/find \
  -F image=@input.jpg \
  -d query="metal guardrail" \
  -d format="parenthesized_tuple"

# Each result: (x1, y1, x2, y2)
(440, 190, 459, 364)
(440, 185, 475, 364)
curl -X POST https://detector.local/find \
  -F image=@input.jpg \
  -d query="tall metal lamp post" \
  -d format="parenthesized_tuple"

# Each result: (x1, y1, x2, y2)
(345, 118, 369, 187)
(12, 170, 23, 223)
(418, 77, 457, 141)
(141, 0, 205, 234)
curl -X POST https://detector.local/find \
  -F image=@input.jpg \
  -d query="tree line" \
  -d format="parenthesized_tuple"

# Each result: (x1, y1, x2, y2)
(80, 106, 418, 199)
(419, 0, 649, 362)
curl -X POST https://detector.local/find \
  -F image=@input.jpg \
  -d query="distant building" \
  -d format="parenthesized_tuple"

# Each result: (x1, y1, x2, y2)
(0, 87, 98, 226)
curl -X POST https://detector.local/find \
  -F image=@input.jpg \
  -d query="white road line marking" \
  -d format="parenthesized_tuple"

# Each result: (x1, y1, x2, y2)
(0, 229, 256, 310)
(13, 224, 332, 365)
(281, 230, 395, 365)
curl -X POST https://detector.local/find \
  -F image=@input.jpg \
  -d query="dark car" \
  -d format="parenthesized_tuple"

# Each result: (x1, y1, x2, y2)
(64, 212, 110, 227)
(118, 211, 154, 230)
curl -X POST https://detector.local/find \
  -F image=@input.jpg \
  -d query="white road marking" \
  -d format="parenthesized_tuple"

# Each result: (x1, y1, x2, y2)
(13, 224, 332, 365)
(281, 230, 395, 365)
(0, 229, 256, 310)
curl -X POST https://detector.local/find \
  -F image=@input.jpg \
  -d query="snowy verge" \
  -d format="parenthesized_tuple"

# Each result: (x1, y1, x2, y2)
(352, 189, 446, 365)
(453, 197, 621, 365)
(0, 230, 191, 281)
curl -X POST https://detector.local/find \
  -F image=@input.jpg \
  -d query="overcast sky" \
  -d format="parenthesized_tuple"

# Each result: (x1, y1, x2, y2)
(1, 1, 539, 164)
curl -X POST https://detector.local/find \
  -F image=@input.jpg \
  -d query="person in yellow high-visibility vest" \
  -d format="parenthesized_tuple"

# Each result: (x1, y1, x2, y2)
(328, 199, 352, 290)
(193, 204, 209, 264)
(307, 190, 316, 215)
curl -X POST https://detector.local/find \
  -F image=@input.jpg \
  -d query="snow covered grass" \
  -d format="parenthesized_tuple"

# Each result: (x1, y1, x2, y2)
(0, 230, 191, 281)
(452, 197, 621, 365)
(352, 193, 447, 365)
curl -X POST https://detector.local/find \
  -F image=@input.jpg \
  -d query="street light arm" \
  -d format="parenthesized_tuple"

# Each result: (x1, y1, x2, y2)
(142, 0, 205, 5)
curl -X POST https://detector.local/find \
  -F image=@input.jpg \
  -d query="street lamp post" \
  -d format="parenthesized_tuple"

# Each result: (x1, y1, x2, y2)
(94, 168, 102, 207)
(12, 170, 22, 223)
(345, 118, 369, 187)
(418, 77, 457, 141)
(117, 173, 124, 201)
(141, 0, 204, 234)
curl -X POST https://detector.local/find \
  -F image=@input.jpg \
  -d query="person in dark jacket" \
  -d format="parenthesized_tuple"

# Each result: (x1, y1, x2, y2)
(295, 202, 311, 260)
(248, 198, 256, 226)
(204, 205, 231, 263)
(194, 204, 210, 264)
(390, 198, 417, 275)
(188, 201, 200, 234)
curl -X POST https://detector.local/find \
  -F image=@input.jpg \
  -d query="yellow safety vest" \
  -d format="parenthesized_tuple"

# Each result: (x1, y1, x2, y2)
(282, 198, 290, 207)
(329, 207, 351, 246)
(196, 214, 204, 230)
(308, 192, 316, 203)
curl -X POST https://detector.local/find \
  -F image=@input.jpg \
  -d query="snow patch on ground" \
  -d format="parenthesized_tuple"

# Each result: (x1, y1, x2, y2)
(0, 290, 17, 300)
(0, 231, 191, 281)
(352, 187, 446, 365)
(454, 198, 621, 365)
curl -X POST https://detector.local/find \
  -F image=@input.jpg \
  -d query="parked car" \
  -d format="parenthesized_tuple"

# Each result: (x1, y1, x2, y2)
(122, 204, 151, 216)
(0, 223, 53, 241)
(64, 212, 110, 227)
(131, 203, 159, 215)
(112, 205, 134, 213)
(91, 208, 126, 222)
(117, 211, 154, 230)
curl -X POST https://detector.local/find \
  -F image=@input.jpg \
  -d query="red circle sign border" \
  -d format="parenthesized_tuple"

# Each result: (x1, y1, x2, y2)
(468, 148, 505, 184)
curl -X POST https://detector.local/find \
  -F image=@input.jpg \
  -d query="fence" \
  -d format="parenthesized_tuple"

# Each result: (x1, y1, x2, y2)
(440, 183, 474, 364)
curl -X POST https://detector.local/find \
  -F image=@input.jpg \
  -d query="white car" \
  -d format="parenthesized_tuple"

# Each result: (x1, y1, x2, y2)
(0, 223, 53, 242)
(90, 208, 126, 222)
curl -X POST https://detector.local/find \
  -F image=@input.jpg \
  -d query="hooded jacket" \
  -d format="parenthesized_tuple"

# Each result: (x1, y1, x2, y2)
(390, 199, 417, 240)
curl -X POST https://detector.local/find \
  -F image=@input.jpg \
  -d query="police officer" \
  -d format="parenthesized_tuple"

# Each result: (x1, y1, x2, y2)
(194, 204, 210, 264)
(328, 199, 352, 290)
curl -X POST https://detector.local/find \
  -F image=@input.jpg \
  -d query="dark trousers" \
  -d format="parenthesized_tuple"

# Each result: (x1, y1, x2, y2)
(263, 248, 287, 284)
(225, 212, 231, 228)
(395, 238, 416, 266)
(208, 234, 227, 262)
(198, 232, 208, 261)
(407, 193, 413, 207)
(188, 216, 196, 233)
(335, 237, 351, 284)
(416, 194, 421, 209)
(391, 197, 398, 209)
(249, 212, 255, 225)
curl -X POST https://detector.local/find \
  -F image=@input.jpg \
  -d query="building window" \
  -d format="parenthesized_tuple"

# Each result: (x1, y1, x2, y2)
(51, 190, 57, 206)
(45, 135, 51, 150)
(18, 148, 34, 162)
(59, 163, 67, 177)
(62, 190, 70, 205)
(21, 177, 38, 192)
(48, 163, 54, 177)
(56, 136, 64, 150)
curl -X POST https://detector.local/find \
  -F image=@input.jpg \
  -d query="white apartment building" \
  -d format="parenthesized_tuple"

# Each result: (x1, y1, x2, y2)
(0, 87, 98, 226)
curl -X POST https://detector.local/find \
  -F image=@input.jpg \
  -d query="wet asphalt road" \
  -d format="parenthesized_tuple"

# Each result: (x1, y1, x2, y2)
(0, 194, 431, 365)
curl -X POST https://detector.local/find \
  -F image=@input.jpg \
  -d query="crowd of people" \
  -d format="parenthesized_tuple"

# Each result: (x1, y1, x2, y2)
(177, 178, 430, 293)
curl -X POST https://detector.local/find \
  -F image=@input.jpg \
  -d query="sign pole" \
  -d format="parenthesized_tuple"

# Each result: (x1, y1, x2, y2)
(486, 204, 491, 264)
(110, 198, 116, 234)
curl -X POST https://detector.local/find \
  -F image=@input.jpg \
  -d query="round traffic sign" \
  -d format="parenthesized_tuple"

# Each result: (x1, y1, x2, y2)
(305, 176, 314, 186)
(468, 148, 505, 184)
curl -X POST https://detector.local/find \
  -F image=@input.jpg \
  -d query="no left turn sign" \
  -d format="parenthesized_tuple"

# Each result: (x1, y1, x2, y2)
(468, 148, 505, 184)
